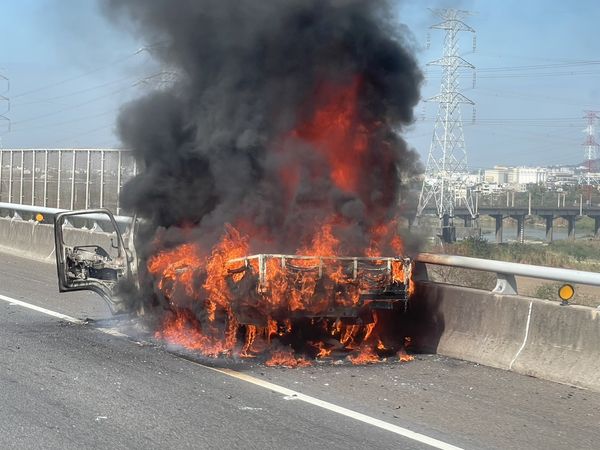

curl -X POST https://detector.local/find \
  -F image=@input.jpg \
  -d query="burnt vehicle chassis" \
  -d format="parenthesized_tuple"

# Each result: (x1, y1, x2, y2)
(225, 254, 411, 326)
(54, 210, 412, 321)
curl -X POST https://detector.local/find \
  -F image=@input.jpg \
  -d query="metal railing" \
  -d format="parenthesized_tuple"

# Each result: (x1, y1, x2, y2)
(0, 202, 132, 225)
(415, 253, 600, 295)
(0, 148, 136, 214)
(475, 190, 600, 210)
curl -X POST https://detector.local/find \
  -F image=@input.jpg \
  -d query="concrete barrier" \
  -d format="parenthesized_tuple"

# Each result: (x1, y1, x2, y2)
(513, 301, 600, 391)
(0, 217, 56, 261)
(0, 216, 115, 262)
(411, 281, 600, 392)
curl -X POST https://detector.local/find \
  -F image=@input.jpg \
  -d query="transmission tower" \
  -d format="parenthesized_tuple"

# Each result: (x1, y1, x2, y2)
(416, 9, 477, 241)
(582, 111, 599, 182)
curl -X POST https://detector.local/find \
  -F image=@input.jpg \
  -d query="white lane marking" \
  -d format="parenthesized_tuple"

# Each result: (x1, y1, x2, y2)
(201, 366, 463, 450)
(0, 293, 463, 450)
(0, 293, 83, 324)
(509, 300, 533, 370)
(95, 327, 129, 338)
(0, 293, 129, 338)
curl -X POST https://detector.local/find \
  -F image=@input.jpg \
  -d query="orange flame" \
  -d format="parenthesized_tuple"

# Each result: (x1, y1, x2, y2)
(145, 76, 414, 367)
(266, 348, 311, 368)
(348, 345, 380, 365)
(291, 76, 367, 193)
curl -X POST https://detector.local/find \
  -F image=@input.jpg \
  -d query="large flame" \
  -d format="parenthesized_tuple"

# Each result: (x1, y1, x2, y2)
(146, 77, 413, 366)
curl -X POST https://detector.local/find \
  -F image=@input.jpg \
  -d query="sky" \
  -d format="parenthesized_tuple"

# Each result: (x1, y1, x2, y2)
(0, 0, 599, 170)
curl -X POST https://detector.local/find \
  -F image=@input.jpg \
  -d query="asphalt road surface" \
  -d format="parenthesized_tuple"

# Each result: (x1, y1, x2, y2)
(1, 251, 599, 450)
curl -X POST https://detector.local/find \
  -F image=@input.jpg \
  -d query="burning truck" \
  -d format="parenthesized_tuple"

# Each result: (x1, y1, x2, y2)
(55, 212, 413, 365)
(52, 0, 423, 365)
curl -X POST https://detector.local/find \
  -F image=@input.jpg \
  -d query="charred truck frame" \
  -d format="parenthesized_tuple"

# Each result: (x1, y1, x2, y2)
(54, 209, 412, 323)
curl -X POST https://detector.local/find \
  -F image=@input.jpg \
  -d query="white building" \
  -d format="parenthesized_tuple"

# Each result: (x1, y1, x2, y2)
(484, 166, 509, 185)
(483, 166, 547, 188)
(512, 167, 547, 185)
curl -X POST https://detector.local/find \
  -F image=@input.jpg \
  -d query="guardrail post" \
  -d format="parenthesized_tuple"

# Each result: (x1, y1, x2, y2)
(116, 150, 122, 214)
(57, 150, 62, 208)
(85, 150, 91, 209)
(100, 149, 105, 208)
(8, 150, 12, 202)
(43, 150, 48, 207)
(70, 150, 76, 210)
(492, 273, 518, 295)
(19, 150, 24, 204)
(31, 150, 36, 205)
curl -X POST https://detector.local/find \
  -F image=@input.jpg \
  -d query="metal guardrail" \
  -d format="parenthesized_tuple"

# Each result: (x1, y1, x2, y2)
(415, 253, 600, 295)
(0, 202, 132, 225)
(0, 148, 136, 214)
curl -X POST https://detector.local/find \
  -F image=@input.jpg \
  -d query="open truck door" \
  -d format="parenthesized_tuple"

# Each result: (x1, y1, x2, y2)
(54, 209, 134, 314)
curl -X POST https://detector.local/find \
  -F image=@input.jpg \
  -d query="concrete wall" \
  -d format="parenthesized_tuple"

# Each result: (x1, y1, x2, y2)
(410, 281, 600, 392)
(0, 217, 56, 261)
(0, 216, 115, 263)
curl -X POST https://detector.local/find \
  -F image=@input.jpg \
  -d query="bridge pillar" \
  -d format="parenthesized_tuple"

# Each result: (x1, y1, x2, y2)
(509, 215, 525, 243)
(440, 214, 456, 243)
(542, 215, 554, 242)
(564, 216, 576, 240)
(515, 215, 525, 243)
(594, 216, 600, 239)
(492, 215, 503, 244)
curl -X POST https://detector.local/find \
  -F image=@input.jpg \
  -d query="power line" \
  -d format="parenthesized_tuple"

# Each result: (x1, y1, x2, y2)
(49, 123, 115, 147)
(11, 84, 133, 126)
(11, 51, 141, 99)
(424, 59, 600, 73)
(475, 87, 596, 109)
(11, 73, 138, 107)
(0, 72, 10, 144)
(8, 108, 118, 134)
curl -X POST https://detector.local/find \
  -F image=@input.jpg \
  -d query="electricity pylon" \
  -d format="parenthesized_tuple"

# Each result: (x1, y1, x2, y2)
(416, 9, 477, 242)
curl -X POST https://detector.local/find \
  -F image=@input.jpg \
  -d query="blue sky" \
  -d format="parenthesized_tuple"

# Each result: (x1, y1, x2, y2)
(0, 0, 599, 169)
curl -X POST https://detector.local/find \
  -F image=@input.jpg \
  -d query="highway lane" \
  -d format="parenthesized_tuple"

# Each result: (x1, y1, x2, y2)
(2, 302, 440, 450)
(1, 251, 599, 449)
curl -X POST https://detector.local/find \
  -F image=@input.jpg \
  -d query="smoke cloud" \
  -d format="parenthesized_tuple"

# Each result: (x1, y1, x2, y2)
(101, 0, 422, 258)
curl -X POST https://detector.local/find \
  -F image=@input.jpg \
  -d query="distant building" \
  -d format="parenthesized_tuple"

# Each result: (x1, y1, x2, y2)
(546, 167, 577, 190)
(484, 166, 509, 185)
(483, 165, 546, 189)
(512, 167, 546, 185)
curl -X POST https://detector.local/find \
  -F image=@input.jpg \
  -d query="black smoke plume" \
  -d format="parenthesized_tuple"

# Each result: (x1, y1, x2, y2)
(101, 0, 422, 258)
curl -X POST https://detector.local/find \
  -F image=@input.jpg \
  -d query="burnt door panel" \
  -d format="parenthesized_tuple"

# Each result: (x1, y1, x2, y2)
(54, 209, 132, 313)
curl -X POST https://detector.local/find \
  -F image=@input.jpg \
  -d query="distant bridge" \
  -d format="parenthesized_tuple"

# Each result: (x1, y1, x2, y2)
(420, 206, 600, 243)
